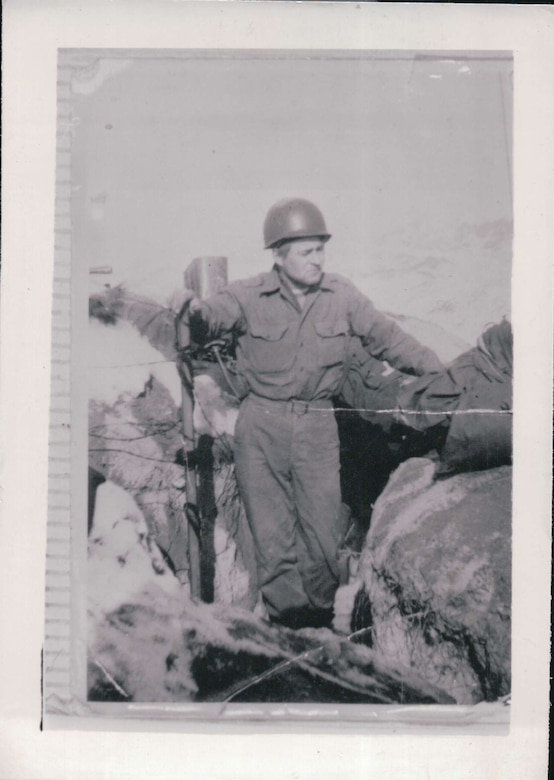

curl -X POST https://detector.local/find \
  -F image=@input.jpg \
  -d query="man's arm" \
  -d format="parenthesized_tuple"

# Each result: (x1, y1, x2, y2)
(348, 287, 445, 376)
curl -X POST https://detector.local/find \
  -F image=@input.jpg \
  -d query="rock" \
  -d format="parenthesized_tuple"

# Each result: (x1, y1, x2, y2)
(87, 482, 453, 705)
(89, 377, 189, 576)
(354, 457, 511, 704)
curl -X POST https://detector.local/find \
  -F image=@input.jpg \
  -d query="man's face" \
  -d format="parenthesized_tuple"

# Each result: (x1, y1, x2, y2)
(274, 238, 326, 288)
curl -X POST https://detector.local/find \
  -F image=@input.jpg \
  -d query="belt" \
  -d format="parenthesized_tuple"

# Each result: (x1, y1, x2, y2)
(247, 395, 333, 415)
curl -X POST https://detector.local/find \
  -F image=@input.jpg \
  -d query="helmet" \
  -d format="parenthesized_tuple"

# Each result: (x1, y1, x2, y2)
(263, 198, 331, 249)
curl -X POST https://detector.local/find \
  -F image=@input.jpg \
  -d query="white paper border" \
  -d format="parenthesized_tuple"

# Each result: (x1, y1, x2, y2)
(1, 1, 552, 778)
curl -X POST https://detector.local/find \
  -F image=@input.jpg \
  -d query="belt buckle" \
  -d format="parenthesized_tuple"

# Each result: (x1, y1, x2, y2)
(291, 400, 309, 415)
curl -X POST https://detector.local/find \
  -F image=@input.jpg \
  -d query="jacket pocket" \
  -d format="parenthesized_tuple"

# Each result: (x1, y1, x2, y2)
(246, 321, 292, 374)
(315, 320, 349, 367)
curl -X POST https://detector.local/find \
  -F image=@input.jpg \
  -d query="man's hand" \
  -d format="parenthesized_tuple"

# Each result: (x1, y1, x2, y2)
(168, 289, 202, 319)
(170, 288, 210, 344)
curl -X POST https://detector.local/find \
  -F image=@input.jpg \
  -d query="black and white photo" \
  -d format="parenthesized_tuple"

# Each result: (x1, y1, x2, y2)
(53, 48, 515, 713)
(2, 2, 552, 778)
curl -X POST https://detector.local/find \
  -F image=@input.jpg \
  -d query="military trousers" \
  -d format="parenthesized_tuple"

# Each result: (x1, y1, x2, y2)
(233, 394, 343, 623)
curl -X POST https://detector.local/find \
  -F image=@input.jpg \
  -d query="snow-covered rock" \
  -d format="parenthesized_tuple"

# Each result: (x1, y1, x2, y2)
(345, 458, 511, 704)
(88, 317, 182, 407)
(88, 480, 184, 618)
(87, 482, 453, 705)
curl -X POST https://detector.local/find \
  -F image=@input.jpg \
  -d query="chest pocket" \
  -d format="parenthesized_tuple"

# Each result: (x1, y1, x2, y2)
(246, 320, 292, 374)
(315, 320, 349, 367)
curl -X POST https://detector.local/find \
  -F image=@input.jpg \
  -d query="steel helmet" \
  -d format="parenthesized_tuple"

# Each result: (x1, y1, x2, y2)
(263, 198, 331, 249)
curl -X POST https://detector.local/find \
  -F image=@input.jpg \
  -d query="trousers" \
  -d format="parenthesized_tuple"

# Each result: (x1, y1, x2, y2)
(233, 395, 342, 621)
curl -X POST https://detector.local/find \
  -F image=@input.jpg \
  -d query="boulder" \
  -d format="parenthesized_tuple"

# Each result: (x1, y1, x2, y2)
(350, 458, 511, 704)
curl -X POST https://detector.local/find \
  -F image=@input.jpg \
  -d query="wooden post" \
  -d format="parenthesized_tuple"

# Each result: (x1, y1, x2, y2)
(184, 256, 228, 299)
(176, 306, 202, 600)
(178, 257, 228, 601)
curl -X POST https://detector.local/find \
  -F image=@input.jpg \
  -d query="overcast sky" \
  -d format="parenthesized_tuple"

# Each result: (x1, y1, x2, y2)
(72, 52, 512, 306)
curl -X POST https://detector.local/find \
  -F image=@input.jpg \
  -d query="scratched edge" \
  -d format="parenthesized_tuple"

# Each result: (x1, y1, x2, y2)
(43, 49, 77, 722)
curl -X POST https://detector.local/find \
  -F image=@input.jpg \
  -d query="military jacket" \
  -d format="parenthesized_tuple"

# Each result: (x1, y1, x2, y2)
(192, 268, 444, 402)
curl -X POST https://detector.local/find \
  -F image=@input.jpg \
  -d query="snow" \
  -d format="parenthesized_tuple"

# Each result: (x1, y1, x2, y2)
(193, 374, 239, 438)
(88, 318, 239, 439)
(88, 318, 182, 407)
(88, 481, 183, 619)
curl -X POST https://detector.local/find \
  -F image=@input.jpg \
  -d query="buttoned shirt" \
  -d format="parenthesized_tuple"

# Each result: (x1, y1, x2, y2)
(192, 267, 444, 402)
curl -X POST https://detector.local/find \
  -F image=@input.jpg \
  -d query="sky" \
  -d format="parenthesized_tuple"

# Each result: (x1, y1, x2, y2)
(71, 51, 512, 338)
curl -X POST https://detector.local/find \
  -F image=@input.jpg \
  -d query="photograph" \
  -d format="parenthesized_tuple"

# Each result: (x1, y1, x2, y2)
(2, 2, 552, 778)
(46, 48, 514, 717)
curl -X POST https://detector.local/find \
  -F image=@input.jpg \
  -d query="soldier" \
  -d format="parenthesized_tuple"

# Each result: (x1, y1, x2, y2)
(177, 198, 444, 629)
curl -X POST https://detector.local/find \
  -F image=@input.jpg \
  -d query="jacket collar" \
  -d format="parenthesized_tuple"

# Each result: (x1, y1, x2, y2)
(259, 266, 334, 296)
